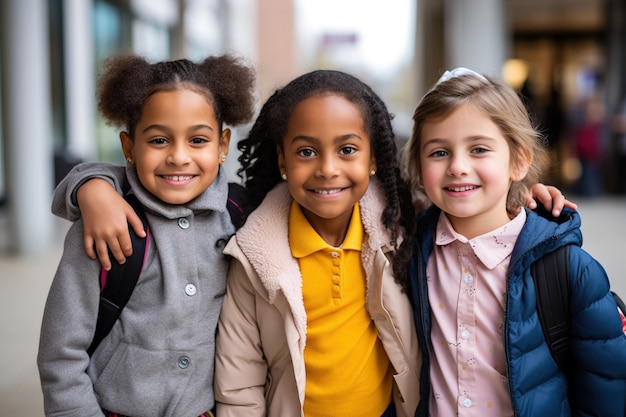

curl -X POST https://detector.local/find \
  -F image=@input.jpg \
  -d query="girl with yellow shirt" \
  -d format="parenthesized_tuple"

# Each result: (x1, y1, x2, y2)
(213, 70, 420, 416)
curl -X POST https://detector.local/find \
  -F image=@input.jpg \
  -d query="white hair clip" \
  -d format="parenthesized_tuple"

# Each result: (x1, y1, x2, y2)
(436, 67, 488, 85)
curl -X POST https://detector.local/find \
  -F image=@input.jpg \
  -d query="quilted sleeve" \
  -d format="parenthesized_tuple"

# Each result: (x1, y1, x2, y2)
(567, 246, 626, 416)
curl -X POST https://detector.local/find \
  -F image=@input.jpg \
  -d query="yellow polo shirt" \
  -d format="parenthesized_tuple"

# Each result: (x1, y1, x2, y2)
(289, 201, 392, 417)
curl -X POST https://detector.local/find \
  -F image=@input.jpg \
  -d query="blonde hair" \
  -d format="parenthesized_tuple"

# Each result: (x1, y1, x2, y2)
(403, 73, 549, 216)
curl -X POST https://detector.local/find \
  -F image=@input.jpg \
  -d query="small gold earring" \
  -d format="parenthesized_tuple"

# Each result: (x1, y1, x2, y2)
(281, 173, 287, 181)
(370, 170, 376, 176)
(220, 154, 227, 163)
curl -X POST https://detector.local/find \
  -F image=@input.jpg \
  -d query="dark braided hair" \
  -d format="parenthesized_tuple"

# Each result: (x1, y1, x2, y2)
(97, 53, 256, 136)
(237, 70, 415, 289)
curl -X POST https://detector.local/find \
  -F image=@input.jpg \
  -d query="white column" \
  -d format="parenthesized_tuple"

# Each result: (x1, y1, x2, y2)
(1, 0, 54, 255)
(444, 0, 509, 77)
(0, 63, 4, 202)
(64, 0, 96, 161)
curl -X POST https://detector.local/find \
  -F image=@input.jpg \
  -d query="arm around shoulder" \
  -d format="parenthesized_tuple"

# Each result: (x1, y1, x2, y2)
(52, 162, 126, 220)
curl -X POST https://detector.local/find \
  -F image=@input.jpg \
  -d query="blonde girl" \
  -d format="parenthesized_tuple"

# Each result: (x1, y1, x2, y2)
(404, 68, 626, 417)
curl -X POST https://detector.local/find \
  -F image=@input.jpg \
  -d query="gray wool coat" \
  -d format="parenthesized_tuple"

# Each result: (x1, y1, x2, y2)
(38, 164, 234, 417)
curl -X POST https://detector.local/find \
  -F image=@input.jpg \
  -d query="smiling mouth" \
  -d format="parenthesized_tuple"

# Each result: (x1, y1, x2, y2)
(312, 188, 345, 195)
(446, 185, 478, 192)
(161, 175, 194, 182)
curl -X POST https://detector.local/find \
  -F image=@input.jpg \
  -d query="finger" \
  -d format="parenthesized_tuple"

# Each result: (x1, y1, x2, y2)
(563, 198, 578, 210)
(84, 236, 97, 260)
(126, 210, 146, 238)
(534, 187, 553, 211)
(105, 236, 128, 265)
(94, 240, 113, 271)
(118, 231, 134, 258)
(551, 193, 564, 217)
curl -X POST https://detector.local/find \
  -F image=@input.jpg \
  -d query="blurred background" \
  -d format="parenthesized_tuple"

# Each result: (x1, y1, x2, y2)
(2, 0, 626, 255)
(1, 0, 625, 414)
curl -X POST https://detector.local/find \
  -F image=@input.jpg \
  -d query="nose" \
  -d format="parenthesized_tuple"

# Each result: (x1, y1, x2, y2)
(447, 153, 469, 177)
(316, 153, 340, 178)
(166, 142, 191, 166)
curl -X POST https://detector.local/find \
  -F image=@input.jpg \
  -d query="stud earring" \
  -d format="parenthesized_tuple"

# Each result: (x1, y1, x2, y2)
(370, 170, 376, 176)
(126, 157, 133, 165)
(220, 154, 227, 163)
(281, 173, 287, 181)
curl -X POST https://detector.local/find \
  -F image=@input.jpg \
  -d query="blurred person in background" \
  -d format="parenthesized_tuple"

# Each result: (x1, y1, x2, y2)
(611, 97, 626, 194)
(571, 91, 607, 197)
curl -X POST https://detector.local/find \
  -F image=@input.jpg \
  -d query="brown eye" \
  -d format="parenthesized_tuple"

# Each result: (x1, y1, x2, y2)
(298, 148, 316, 157)
(190, 136, 208, 144)
(339, 145, 357, 155)
(149, 137, 168, 145)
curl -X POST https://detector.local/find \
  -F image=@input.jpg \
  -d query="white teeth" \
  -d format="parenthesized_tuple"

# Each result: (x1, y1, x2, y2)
(448, 185, 475, 192)
(315, 189, 341, 195)
(163, 175, 193, 182)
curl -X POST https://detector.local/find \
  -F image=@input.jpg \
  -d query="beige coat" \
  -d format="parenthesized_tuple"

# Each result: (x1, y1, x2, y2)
(214, 181, 421, 417)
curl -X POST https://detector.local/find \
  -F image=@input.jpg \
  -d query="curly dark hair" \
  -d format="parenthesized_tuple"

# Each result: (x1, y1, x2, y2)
(237, 70, 415, 289)
(96, 53, 256, 135)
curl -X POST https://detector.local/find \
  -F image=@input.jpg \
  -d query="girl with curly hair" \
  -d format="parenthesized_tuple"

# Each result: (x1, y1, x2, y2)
(38, 53, 256, 417)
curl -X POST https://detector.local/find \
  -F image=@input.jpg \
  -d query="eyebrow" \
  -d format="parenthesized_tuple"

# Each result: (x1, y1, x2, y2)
(142, 124, 216, 134)
(289, 133, 364, 145)
(421, 135, 498, 149)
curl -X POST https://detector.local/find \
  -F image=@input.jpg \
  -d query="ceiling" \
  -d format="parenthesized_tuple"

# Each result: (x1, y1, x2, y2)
(508, 0, 605, 33)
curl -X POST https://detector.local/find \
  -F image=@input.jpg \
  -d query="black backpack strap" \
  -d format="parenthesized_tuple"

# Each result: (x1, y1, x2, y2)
(531, 245, 571, 370)
(612, 291, 626, 315)
(226, 182, 247, 228)
(87, 193, 149, 356)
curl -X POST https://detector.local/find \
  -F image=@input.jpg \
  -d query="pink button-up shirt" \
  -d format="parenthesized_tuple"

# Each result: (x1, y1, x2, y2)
(427, 210, 526, 417)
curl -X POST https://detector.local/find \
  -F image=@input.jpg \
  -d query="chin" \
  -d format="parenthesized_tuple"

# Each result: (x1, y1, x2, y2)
(159, 194, 196, 205)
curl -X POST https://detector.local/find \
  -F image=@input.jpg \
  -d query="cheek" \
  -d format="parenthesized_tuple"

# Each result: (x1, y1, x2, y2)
(134, 161, 155, 190)
(134, 150, 156, 171)
(419, 163, 440, 188)
(203, 155, 221, 176)
(201, 146, 221, 165)
(481, 160, 510, 182)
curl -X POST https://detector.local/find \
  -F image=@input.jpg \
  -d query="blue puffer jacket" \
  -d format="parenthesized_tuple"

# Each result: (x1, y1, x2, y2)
(408, 205, 626, 417)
